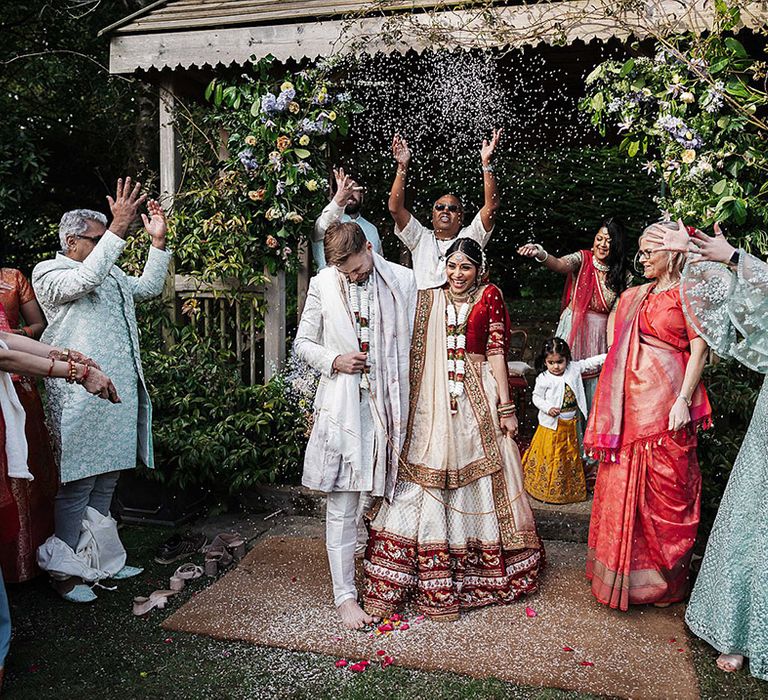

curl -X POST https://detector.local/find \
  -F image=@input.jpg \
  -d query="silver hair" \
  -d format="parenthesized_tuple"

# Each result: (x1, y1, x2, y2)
(58, 209, 108, 251)
(637, 220, 686, 276)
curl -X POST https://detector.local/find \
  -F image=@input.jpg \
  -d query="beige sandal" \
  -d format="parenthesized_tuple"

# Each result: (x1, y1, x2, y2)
(132, 589, 176, 616)
(169, 563, 204, 591)
(716, 653, 744, 672)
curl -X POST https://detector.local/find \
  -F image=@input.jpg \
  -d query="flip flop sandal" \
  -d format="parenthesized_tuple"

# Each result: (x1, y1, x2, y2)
(112, 565, 145, 580)
(170, 563, 204, 591)
(132, 589, 177, 616)
(209, 533, 246, 560)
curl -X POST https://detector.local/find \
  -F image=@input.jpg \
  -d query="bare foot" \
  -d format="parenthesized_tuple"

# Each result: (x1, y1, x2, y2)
(716, 653, 744, 672)
(337, 598, 374, 630)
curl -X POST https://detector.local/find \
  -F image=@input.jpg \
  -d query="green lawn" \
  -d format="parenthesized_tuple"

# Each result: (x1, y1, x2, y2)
(4, 525, 767, 700)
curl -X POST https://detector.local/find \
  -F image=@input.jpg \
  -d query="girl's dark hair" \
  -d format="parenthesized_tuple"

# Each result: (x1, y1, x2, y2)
(535, 337, 572, 373)
(445, 237, 483, 271)
(600, 217, 629, 296)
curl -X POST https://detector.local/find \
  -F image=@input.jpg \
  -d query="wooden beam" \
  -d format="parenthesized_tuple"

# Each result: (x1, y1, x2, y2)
(159, 76, 182, 341)
(296, 239, 310, 323)
(263, 266, 286, 382)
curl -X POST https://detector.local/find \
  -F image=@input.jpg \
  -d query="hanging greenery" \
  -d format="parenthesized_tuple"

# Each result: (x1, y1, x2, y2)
(179, 56, 364, 280)
(581, 2, 768, 250)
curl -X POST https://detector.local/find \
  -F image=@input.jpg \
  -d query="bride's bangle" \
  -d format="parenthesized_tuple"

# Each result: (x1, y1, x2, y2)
(534, 244, 548, 263)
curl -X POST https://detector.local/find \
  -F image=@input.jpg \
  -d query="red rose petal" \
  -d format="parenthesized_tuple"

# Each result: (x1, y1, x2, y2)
(400, 623, 410, 631)
(164, 638, 173, 644)
(669, 637, 676, 643)
(678, 648, 685, 653)
(335, 659, 348, 668)
(382, 655, 395, 668)
(376, 650, 386, 656)
(563, 646, 574, 652)
(349, 663, 367, 673)
(391, 613, 402, 622)
(291, 576, 298, 582)
(579, 661, 594, 667)
(525, 606, 538, 618)
(378, 623, 394, 632)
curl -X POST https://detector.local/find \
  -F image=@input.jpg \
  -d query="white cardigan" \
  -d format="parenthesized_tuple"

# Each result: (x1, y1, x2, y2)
(532, 355, 607, 430)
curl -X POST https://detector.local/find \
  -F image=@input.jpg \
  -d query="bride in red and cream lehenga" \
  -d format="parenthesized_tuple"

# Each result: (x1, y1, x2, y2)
(584, 224, 712, 610)
(363, 239, 543, 621)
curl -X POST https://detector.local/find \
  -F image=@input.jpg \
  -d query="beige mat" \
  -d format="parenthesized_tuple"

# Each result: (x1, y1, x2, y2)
(162, 536, 699, 700)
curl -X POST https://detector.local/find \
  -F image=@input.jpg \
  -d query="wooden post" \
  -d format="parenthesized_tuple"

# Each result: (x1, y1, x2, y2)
(263, 265, 286, 381)
(297, 239, 310, 322)
(159, 76, 181, 343)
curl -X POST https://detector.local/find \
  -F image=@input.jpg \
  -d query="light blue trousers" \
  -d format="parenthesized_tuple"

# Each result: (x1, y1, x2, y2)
(0, 566, 10, 668)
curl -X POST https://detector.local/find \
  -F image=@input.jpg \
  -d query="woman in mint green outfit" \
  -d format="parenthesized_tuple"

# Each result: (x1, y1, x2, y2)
(648, 221, 767, 680)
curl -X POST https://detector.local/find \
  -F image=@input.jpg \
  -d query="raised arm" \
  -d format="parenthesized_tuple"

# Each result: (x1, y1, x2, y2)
(33, 233, 126, 305)
(517, 243, 579, 275)
(127, 199, 172, 301)
(388, 134, 413, 233)
(32, 176, 147, 305)
(314, 168, 355, 243)
(479, 128, 502, 234)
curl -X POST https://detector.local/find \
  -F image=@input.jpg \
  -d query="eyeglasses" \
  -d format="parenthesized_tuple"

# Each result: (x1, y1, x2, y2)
(73, 234, 104, 245)
(637, 249, 655, 261)
(434, 203, 460, 213)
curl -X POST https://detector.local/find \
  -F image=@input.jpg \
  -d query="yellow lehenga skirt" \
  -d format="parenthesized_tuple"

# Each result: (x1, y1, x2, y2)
(523, 417, 587, 504)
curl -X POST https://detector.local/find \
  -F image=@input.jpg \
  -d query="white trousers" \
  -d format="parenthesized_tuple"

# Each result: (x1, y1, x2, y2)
(325, 490, 372, 607)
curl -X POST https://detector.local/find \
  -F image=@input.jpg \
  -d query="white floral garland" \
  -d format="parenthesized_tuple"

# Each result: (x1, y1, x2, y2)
(349, 279, 371, 382)
(446, 296, 471, 413)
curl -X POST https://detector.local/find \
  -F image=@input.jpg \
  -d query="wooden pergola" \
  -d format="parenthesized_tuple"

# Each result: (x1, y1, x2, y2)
(100, 0, 767, 381)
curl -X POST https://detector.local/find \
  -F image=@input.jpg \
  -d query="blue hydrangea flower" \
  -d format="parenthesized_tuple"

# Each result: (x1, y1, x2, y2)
(260, 92, 277, 114)
(238, 148, 259, 172)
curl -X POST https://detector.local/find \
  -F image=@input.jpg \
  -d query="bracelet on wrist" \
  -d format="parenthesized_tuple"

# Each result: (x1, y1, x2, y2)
(533, 244, 549, 263)
(46, 358, 55, 378)
(482, 164, 494, 173)
(66, 359, 77, 384)
(76, 363, 90, 384)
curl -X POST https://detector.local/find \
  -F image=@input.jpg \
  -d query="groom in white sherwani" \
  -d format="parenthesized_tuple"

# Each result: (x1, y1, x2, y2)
(294, 221, 416, 629)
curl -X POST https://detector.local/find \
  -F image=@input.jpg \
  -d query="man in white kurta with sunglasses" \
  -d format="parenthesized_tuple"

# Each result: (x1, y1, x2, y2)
(388, 129, 502, 289)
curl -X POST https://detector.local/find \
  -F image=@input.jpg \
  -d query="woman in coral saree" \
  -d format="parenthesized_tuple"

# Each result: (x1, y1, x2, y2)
(363, 239, 543, 621)
(584, 225, 711, 610)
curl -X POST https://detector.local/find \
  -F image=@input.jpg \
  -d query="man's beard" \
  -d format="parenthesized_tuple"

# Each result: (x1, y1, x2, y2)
(345, 200, 361, 215)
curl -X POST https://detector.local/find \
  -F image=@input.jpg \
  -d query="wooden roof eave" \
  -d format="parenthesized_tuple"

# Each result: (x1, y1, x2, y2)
(105, 0, 768, 75)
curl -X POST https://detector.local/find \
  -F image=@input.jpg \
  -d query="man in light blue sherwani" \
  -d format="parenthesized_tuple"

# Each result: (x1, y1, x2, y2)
(33, 177, 171, 603)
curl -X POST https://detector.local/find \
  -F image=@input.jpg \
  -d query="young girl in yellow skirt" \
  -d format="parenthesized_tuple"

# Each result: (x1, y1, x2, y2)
(523, 337, 606, 504)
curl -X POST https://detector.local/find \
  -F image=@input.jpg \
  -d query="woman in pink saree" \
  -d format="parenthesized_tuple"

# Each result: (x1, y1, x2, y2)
(584, 223, 711, 610)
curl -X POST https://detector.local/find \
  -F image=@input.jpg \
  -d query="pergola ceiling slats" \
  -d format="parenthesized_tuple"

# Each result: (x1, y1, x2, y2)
(101, 1, 768, 75)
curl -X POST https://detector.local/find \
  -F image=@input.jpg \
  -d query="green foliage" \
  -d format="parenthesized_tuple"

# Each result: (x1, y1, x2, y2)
(0, 1, 153, 273)
(581, 8, 768, 250)
(169, 56, 361, 283)
(138, 318, 305, 496)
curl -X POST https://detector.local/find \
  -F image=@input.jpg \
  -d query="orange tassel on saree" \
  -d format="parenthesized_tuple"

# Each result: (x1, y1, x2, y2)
(584, 285, 711, 610)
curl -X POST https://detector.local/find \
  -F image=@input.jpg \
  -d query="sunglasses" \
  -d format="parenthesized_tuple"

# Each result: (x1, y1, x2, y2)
(434, 203, 460, 213)
(73, 234, 104, 245)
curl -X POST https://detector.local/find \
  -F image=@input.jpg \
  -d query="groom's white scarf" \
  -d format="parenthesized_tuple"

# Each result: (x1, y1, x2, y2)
(0, 338, 31, 480)
(303, 254, 412, 500)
